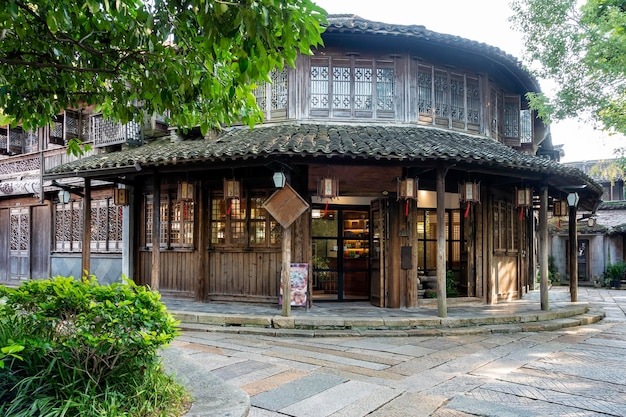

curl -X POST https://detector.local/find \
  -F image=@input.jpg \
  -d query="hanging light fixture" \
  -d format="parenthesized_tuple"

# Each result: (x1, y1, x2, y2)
(224, 178, 241, 200)
(178, 181, 194, 201)
(397, 177, 418, 216)
(515, 187, 533, 207)
(459, 181, 480, 203)
(318, 177, 339, 199)
(552, 199, 568, 217)
(57, 189, 70, 204)
(113, 187, 129, 206)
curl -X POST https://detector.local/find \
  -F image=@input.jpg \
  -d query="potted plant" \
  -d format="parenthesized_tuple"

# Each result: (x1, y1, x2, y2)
(604, 261, 626, 289)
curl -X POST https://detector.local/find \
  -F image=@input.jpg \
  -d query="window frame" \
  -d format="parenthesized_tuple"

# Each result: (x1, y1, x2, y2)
(145, 192, 195, 250)
(209, 190, 281, 249)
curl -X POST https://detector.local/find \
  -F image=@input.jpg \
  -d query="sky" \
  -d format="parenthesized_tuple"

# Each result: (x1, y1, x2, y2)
(313, 0, 624, 163)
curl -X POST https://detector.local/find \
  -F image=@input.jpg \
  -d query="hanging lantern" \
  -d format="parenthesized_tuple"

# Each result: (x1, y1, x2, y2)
(224, 178, 241, 200)
(398, 177, 418, 200)
(318, 177, 339, 199)
(515, 187, 533, 208)
(552, 199, 568, 217)
(459, 181, 480, 203)
(113, 187, 129, 206)
(178, 181, 194, 201)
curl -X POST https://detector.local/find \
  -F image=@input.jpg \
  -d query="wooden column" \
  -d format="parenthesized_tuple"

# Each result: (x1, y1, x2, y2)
(196, 182, 206, 301)
(408, 202, 419, 308)
(569, 203, 578, 302)
(151, 173, 161, 291)
(540, 185, 549, 311)
(436, 165, 447, 318)
(81, 178, 91, 278)
(281, 226, 292, 317)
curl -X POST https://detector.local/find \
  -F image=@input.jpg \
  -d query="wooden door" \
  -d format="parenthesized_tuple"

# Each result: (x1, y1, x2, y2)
(31, 205, 51, 280)
(9, 207, 30, 282)
(370, 199, 387, 307)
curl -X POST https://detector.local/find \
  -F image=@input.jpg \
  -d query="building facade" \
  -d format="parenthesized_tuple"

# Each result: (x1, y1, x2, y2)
(2, 15, 602, 308)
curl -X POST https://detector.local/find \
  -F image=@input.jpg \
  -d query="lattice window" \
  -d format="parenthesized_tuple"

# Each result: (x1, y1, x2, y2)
(376, 67, 394, 111)
(466, 77, 480, 125)
(55, 199, 122, 253)
(332, 63, 352, 110)
(417, 65, 433, 115)
(434, 69, 449, 118)
(310, 56, 395, 118)
(10, 210, 29, 251)
(55, 201, 82, 252)
(450, 74, 465, 122)
(210, 191, 280, 248)
(253, 69, 288, 118)
(310, 65, 330, 109)
(493, 200, 518, 252)
(504, 95, 521, 142)
(520, 109, 533, 144)
(145, 192, 194, 249)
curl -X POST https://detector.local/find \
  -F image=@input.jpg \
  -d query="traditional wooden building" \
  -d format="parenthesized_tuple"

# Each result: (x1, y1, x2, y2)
(19, 15, 603, 309)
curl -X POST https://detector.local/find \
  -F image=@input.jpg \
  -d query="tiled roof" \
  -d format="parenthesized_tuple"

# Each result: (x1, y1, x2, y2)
(45, 122, 601, 193)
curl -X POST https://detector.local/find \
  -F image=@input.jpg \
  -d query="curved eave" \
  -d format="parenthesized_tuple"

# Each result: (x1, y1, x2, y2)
(44, 122, 601, 208)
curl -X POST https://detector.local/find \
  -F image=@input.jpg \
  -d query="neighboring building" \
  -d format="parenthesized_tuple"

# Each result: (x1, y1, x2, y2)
(3, 15, 602, 308)
(550, 159, 626, 285)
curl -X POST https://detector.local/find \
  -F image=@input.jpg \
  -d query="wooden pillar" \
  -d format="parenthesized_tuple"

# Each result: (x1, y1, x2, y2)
(540, 185, 549, 311)
(282, 226, 292, 317)
(151, 173, 161, 291)
(436, 165, 447, 318)
(407, 202, 418, 308)
(569, 203, 578, 302)
(196, 182, 206, 301)
(81, 178, 91, 278)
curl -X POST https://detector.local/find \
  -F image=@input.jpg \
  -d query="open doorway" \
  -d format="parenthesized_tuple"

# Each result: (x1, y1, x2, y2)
(312, 207, 370, 301)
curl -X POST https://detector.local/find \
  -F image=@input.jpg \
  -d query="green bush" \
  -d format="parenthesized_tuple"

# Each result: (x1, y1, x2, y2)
(0, 276, 187, 417)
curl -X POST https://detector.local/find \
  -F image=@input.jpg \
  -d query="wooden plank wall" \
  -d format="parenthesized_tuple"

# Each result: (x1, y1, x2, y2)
(208, 250, 282, 302)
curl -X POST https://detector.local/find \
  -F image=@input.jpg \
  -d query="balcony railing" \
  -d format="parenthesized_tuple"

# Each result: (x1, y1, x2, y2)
(92, 114, 142, 148)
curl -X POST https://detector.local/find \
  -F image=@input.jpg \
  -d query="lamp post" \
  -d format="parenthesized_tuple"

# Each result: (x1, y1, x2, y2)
(567, 192, 579, 302)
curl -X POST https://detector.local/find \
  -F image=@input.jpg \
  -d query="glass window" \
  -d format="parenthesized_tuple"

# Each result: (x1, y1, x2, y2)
(210, 191, 281, 248)
(254, 69, 288, 120)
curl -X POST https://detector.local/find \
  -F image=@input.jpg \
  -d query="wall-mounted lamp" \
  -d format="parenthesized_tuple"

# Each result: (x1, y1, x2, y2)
(566, 192, 580, 208)
(587, 217, 595, 227)
(58, 190, 70, 204)
(273, 171, 286, 188)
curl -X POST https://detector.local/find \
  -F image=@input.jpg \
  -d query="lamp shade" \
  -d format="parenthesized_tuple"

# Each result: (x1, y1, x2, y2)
(273, 172, 286, 188)
(58, 190, 70, 204)
(224, 179, 241, 199)
(567, 192, 580, 208)
(318, 178, 339, 199)
(459, 181, 480, 203)
(552, 200, 568, 217)
(515, 188, 533, 207)
(398, 178, 418, 200)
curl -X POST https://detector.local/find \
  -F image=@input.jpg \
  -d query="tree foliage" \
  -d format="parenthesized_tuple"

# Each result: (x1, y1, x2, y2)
(510, 0, 626, 134)
(0, 0, 326, 135)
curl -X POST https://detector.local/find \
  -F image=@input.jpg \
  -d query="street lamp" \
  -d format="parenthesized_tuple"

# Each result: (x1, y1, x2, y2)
(566, 192, 579, 208)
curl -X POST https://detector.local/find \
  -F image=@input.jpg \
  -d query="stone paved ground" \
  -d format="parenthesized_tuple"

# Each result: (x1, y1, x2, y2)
(171, 288, 626, 416)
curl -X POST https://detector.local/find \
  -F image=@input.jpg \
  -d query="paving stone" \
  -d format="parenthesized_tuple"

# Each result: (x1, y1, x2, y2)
(241, 369, 310, 396)
(251, 373, 348, 411)
(279, 380, 382, 417)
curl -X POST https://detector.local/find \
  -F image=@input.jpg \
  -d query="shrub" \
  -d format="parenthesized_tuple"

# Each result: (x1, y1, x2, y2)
(0, 276, 186, 417)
